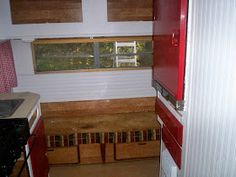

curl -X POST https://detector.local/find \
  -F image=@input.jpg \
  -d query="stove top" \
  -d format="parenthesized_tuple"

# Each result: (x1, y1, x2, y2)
(0, 99, 24, 118)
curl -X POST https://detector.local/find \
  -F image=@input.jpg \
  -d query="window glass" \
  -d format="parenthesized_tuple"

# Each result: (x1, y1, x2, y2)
(33, 37, 152, 73)
(35, 43, 94, 72)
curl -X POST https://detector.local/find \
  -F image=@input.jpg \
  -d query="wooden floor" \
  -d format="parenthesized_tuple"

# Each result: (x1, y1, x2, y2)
(50, 158, 160, 177)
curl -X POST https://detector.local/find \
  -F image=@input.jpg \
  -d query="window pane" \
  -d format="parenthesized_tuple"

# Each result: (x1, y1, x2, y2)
(36, 57, 95, 71)
(118, 61, 137, 68)
(136, 41, 152, 53)
(137, 54, 153, 67)
(100, 57, 114, 68)
(33, 37, 153, 73)
(34, 43, 94, 72)
(117, 46, 134, 54)
(99, 42, 114, 54)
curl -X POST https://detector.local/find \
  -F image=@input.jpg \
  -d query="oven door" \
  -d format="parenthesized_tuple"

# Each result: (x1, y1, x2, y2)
(10, 141, 35, 177)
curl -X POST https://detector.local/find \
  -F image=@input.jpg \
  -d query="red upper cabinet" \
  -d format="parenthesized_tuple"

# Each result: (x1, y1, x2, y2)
(153, 0, 188, 101)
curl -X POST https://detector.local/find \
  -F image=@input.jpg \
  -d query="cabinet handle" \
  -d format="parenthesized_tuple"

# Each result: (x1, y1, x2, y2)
(172, 30, 179, 47)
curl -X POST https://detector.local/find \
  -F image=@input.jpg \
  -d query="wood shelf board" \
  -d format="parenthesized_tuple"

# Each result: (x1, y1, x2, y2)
(44, 111, 160, 135)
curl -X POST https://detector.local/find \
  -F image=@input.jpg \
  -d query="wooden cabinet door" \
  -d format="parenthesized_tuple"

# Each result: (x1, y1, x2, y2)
(153, 0, 188, 100)
(28, 118, 49, 177)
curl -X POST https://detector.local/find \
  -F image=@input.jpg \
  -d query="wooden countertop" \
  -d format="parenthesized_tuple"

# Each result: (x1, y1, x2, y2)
(44, 111, 160, 135)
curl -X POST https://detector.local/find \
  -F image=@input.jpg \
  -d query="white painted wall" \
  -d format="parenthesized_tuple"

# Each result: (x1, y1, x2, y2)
(12, 40, 155, 103)
(0, 0, 152, 39)
(182, 0, 236, 177)
(3, 0, 155, 102)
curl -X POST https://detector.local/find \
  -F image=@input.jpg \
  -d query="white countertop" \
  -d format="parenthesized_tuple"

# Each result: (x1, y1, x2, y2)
(0, 92, 40, 119)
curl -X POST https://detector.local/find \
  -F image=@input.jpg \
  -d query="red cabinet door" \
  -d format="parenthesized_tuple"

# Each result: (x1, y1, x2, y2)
(162, 125, 182, 169)
(28, 118, 49, 177)
(155, 98, 183, 146)
(153, 0, 188, 100)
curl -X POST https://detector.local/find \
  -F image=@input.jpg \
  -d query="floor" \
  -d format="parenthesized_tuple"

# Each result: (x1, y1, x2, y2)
(50, 158, 160, 177)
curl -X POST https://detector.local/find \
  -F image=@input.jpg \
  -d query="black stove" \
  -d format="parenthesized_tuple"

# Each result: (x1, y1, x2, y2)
(0, 99, 24, 118)
(0, 118, 30, 177)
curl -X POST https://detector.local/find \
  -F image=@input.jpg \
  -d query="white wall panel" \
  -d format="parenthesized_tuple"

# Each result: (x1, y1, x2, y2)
(11, 40, 155, 102)
(183, 0, 236, 177)
(14, 70, 155, 103)
(0, 0, 152, 39)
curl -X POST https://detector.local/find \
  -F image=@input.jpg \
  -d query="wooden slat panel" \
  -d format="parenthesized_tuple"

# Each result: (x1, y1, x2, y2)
(10, 0, 82, 24)
(41, 97, 155, 118)
(107, 0, 153, 21)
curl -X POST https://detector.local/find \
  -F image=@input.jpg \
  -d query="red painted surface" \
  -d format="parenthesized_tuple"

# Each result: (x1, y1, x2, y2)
(162, 125, 182, 169)
(153, 0, 188, 100)
(28, 118, 49, 177)
(155, 98, 183, 146)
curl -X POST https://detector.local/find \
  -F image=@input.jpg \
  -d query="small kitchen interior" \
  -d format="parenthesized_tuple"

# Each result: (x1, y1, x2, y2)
(0, 0, 235, 177)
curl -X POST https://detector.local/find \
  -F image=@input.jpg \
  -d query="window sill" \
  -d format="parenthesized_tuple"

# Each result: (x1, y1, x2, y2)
(34, 67, 152, 74)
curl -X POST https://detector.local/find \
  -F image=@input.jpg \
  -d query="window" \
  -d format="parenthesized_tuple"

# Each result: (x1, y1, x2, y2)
(32, 36, 153, 73)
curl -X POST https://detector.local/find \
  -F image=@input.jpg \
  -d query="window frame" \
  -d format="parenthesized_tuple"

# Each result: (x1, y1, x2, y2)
(32, 36, 152, 74)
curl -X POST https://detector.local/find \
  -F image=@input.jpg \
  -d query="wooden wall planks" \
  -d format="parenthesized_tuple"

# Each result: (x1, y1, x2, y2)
(107, 0, 153, 22)
(41, 97, 155, 119)
(10, 0, 83, 24)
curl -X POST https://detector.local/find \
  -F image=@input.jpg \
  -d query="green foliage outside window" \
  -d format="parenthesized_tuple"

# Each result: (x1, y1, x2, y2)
(33, 38, 153, 73)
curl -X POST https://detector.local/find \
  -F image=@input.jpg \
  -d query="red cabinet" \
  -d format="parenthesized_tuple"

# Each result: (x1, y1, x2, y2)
(162, 125, 182, 169)
(28, 118, 49, 177)
(155, 98, 183, 146)
(153, 0, 188, 101)
(153, 0, 187, 169)
(156, 98, 183, 168)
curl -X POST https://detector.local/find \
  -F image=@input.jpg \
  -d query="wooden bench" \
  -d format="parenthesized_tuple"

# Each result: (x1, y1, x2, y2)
(41, 97, 160, 165)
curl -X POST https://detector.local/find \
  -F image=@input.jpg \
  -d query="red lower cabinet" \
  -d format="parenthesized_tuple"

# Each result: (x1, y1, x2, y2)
(155, 98, 183, 146)
(156, 98, 183, 169)
(162, 125, 182, 169)
(28, 118, 49, 177)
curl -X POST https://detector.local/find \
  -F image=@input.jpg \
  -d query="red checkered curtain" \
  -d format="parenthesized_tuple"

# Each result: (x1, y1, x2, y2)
(0, 40, 17, 93)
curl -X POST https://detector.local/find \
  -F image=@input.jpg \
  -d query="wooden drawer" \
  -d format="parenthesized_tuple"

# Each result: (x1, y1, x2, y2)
(115, 141, 160, 160)
(105, 144, 115, 163)
(155, 98, 183, 146)
(79, 144, 103, 164)
(162, 125, 182, 169)
(47, 146, 78, 164)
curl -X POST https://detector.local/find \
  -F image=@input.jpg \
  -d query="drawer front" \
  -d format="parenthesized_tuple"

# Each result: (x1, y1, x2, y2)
(115, 141, 160, 160)
(79, 144, 103, 164)
(156, 98, 183, 146)
(162, 125, 182, 169)
(47, 146, 78, 164)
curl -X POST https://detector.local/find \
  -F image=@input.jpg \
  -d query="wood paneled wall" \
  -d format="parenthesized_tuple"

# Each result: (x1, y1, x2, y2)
(10, 0, 82, 24)
(41, 97, 155, 119)
(107, 0, 153, 22)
